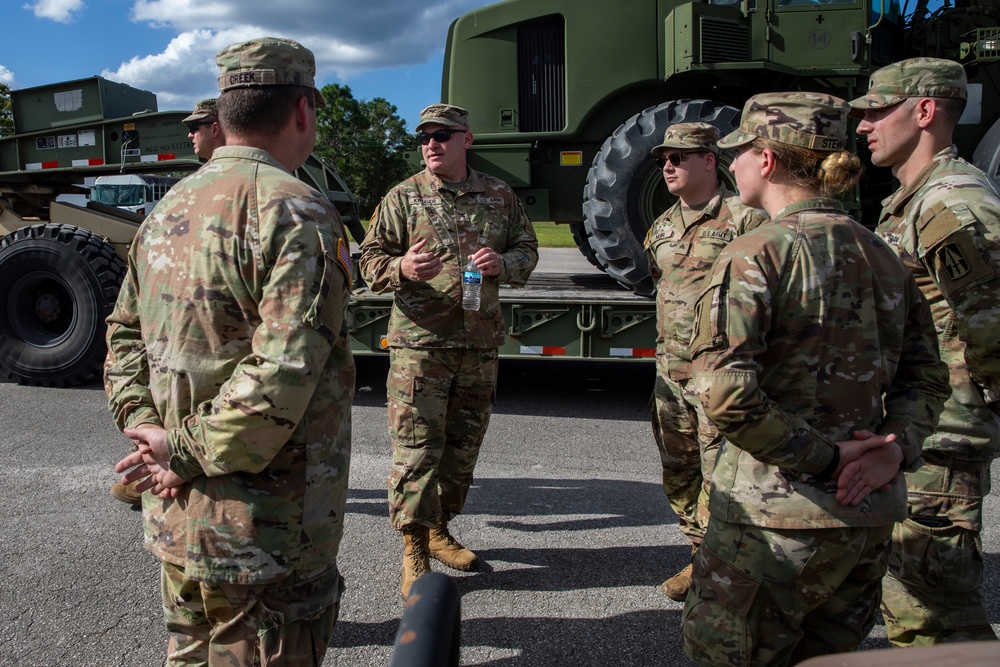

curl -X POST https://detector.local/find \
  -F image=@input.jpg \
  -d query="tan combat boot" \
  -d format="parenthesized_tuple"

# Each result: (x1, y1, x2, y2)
(660, 545, 698, 601)
(429, 518, 479, 571)
(401, 525, 431, 600)
(110, 480, 142, 506)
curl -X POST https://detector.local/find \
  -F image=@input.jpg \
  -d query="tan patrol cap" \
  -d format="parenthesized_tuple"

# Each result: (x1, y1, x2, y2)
(718, 92, 849, 152)
(849, 57, 967, 117)
(216, 37, 326, 107)
(182, 98, 218, 124)
(651, 122, 720, 156)
(416, 104, 470, 132)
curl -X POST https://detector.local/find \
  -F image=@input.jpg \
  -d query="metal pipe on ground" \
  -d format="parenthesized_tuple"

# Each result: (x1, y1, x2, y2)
(388, 572, 461, 667)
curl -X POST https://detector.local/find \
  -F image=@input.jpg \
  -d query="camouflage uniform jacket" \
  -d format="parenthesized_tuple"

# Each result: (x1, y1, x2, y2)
(360, 167, 538, 348)
(691, 198, 950, 529)
(645, 184, 767, 380)
(105, 146, 356, 585)
(876, 147, 1000, 462)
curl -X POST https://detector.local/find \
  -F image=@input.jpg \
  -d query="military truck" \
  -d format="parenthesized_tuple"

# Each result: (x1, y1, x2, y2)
(1, 75, 659, 387)
(441, 0, 1000, 294)
(0, 76, 361, 386)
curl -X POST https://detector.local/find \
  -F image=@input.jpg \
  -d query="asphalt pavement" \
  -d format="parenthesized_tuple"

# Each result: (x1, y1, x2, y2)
(2, 248, 999, 665)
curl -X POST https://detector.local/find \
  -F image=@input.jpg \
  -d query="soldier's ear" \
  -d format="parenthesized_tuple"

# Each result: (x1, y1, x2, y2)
(914, 98, 936, 129)
(760, 148, 778, 180)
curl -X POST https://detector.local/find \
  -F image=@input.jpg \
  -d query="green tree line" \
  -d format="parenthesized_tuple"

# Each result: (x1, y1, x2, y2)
(314, 83, 421, 219)
(0, 83, 13, 136)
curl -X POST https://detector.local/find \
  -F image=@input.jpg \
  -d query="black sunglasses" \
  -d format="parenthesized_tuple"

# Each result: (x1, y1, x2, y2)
(417, 129, 465, 145)
(655, 151, 708, 168)
(186, 122, 211, 133)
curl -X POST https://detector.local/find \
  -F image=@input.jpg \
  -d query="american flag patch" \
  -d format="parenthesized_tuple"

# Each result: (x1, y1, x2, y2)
(337, 237, 353, 278)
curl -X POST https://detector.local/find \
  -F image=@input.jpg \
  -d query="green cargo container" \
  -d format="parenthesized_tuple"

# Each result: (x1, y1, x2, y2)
(11, 76, 158, 134)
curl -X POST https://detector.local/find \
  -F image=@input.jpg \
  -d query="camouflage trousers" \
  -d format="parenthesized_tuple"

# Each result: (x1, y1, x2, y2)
(649, 362, 721, 546)
(682, 518, 892, 667)
(881, 456, 998, 646)
(161, 561, 343, 667)
(386, 346, 498, 530)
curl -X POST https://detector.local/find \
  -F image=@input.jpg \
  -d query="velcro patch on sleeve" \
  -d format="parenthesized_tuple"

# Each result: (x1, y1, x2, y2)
(337, 237, 353, 282)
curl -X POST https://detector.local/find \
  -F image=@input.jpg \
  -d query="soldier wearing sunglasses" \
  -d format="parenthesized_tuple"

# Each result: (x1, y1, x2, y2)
(360, 104, 538, 600)
(182, 98, 226, 160)
(644, 122, 767, 601)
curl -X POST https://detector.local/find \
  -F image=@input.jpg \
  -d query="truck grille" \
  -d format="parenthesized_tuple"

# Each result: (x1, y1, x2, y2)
(519, 16, 565, 133)
(968, 27, 1000, 63)
(700, 18, 749, 63)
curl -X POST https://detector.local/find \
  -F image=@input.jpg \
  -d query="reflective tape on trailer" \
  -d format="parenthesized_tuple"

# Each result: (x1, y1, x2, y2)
(609, 347, 655, 358)
(25, 161, 59, 170)
(520, 345, 567, 356)
(71, 158, 105, 167)
(140, 153, 177, 163)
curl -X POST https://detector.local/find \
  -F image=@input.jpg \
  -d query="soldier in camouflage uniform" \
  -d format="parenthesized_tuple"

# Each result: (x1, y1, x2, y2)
(106, 37, 355, 667)
(360, 104, 538, 599)
(183, 98, 227, 160)
(644, 122, 767, 600)
(851, 57, 1000, 646)
(681, 92, 950, 666)
(110, 97, 228, 507)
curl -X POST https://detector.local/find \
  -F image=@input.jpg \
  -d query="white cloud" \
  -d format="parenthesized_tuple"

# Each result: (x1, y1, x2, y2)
(0, 66, 16, 87)
(101, 29, 249, 108)
(23, 0, 85, 23)
(127, 1, 487, 73)
(100, 0, 492, 111)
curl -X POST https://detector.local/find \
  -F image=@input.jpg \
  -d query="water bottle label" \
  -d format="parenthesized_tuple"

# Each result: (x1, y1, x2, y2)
(463, 272, 482, 285)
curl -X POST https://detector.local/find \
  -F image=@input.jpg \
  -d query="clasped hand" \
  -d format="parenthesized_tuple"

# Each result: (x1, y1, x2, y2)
(832, 429, 904, 507)
(114, 423, 186, 499)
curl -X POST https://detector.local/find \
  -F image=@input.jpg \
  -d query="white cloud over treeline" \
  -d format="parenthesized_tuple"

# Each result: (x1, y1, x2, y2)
(96, 0, 492, 107)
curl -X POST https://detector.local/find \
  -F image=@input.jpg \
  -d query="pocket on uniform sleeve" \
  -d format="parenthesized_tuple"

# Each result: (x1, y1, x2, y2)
(690, 259, 731, 357)
(304, 230, 352, 343)
(919, 205, 999, 300)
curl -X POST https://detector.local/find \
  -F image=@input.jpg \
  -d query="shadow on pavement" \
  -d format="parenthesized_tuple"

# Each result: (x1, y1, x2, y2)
(332, 609, 682, 665)
(354, 356, 654, 420)
(346, 477, 668, 532)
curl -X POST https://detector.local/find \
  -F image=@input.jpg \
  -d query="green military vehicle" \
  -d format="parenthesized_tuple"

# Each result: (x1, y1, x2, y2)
(0, 76, 659, 387)
(441, 0, 1000, 294)
(0, 76, 361, 386)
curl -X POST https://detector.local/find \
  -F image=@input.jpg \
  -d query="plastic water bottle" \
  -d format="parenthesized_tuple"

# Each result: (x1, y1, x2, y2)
(462, 256, 482, 311)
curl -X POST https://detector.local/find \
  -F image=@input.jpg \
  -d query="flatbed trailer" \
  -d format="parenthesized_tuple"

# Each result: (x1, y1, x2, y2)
(0, 76, 655, 387)
(347, 249, 657, 361)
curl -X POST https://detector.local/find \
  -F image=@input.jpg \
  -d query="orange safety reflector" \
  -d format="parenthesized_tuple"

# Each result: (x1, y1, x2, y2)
(26, 161, 60, 170)
(610, 347, 656, 358)
(519, 345, 567, 355)
(140, 153, 177, 163)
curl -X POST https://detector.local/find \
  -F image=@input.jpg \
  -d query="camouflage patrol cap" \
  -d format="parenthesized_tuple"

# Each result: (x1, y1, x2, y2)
(416, 104, 470, 131)
(181, 98, 218, 124)
(849, 57, 967, 116)
(216, 37, 325, 107)
(651, 122, 720, 156)
(718, 92, 849, 152)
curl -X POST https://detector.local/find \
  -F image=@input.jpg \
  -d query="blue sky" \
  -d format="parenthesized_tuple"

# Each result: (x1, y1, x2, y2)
(2, 0, 497, 132)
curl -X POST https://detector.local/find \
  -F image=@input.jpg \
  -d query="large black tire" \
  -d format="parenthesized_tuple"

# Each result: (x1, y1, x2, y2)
(0, 224, 125, 386)
(583, 99, 741, 295)
(570, 222, 601, 269)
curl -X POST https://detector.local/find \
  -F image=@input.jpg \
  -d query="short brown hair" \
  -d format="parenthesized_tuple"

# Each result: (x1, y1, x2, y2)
(934, 96, 967, 127)
(217, 85, 315, 139)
